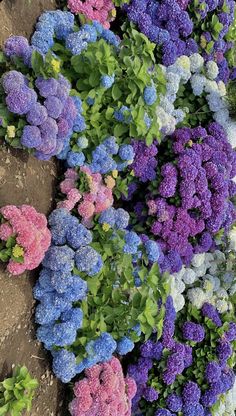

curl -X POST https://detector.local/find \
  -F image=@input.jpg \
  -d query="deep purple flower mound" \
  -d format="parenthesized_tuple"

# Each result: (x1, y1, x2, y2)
(129, 123, 236, 269)
(127, 299, 236, 415)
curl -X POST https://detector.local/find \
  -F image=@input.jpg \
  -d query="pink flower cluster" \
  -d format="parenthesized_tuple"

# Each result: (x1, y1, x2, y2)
(67, 0, 115, 28)
(0, 205, 51, 275)
(69, 357, 137, 416)
(57, 167, 114, 226)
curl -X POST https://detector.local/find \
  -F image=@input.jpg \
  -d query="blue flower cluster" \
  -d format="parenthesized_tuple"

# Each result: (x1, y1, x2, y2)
(32, 11, 75, 54)
(99, 207, 130, 229)
(89, 139, 135, 173)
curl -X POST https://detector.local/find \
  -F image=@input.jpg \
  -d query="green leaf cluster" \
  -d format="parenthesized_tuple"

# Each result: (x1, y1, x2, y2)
(67, 225, 170, 363)
(0, 366, 38, 416)
(70, 25, 166, 148)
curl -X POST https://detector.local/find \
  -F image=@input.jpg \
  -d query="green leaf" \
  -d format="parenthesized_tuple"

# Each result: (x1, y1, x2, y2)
(31, 50, 44, 76)
(2, 379, 14, 391)
(112, 84, 122, 101)
(0, 403, 9, 415)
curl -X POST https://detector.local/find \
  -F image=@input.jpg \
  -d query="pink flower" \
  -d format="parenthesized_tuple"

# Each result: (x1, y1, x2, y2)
(65, 168, 78, 180)
(67, 0, 115, 28)
(78, 201, 95, 219)
(67, 189, 82, 204)
(69, 357, 136, 416)
(0, 223, 13, 240)
(0, 204, 51, 276)
(57, 199, 75, 211)
(60, 179, 76, 195)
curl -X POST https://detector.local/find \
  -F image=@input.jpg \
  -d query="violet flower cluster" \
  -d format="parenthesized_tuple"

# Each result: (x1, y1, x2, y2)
(128, 123, 236, 271)
(127, 298, 236, 416)
(1, 70, 85, 160)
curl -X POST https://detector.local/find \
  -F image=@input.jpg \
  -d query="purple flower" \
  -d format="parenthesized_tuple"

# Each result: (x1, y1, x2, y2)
(182, 381, 201, 404)
(6, 86, 37, 115)
(35, 77, 59, 98)
(201, 389, 217, 407)
(21, 125, 42, 148)
(182, 322, 205, 342)
(201, 303, 222, 327)
(205, 361, 221, 384)
(143, 386, 159, 402)
(4, 35, 30, 60)
(26, 103, 48, 126)
(166, 393, 183, 412)
(2, 70, 25, 93)
(45, 96, 64, 119)
(217, 339, 233, 362)
(225, 322, 236, 342)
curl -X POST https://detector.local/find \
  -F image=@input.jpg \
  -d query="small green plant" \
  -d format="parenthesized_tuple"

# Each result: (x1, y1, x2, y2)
(0, 366, 38, 416)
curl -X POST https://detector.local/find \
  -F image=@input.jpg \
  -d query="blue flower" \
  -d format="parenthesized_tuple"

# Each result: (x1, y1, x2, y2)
(82, 24, 98, 43)
(145, 240, 161, 262)
(116, 337, 135, 355)
(75, 246, 102, 274)
(101, 74, 115, 89)
(119, 144, 135, 161)
(115, 208, 130, 229)
(99, 207, 116, 227)
(42, 245, 75, 271)
(52, 349, 77, 383)
(123, 231, 141, 254)
(61, 308, 83, 329)
(144, 85, 157, 105)
(50, 270, 74, 293)
(93, 332, 117, 362)
(66, 221, 92, 249)
(67, 151, 85, 167)
(52, 322, 77, 346)
(65, 31, 88, 55)
(103, 136, 119, 154)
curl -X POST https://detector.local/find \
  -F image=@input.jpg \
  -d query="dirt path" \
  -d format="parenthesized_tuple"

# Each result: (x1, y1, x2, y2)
(0, 1, 67, 414)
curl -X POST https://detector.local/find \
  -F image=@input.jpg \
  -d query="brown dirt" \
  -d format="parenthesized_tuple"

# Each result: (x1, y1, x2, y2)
(0, 1, 69, 415)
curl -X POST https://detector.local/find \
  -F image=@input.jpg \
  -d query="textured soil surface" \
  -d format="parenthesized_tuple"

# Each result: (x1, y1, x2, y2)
(0, 1, 67, 414)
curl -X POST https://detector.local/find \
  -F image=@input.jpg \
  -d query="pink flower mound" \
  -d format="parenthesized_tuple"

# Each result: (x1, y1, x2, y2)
(57, 167, 114, 225)
(69, 357, 137, 416)
(67, 0, 115, 29)
(0, 205, 51, 275)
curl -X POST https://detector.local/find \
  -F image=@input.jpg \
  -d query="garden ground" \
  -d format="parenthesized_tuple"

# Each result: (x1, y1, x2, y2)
(0, 1, 67, 414)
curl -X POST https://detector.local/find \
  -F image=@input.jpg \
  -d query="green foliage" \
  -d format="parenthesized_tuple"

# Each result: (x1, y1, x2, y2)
(31, 50, 61, 79)
(70, 25, 166, 148)
(0, 366, 38, 416)
(70, 224, 170, 363)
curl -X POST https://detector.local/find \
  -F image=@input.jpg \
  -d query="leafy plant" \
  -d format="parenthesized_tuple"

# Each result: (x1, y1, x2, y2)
(0, 366, 38, 416)
(71, 224, 170, 364)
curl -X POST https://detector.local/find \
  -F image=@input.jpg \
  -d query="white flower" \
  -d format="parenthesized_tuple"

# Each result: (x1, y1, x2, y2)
(206, 60, 219, 80)
(187, 287, 207, 309)
(207, 91, 227, 112)
(217, 80, 227, 97)
(214, 250, 226, 263)
(229, 227, 236, 251)
(166, 72, 181, 94)
(194, 263, 207, 278)
(191, 253, 205, 268)
(189, 53, 204, 73)
(182, 268, 196, 285)
(224, 120, 236, 148)
(216, 299, 229, 313)
(191, 74, 206, 96)
(214, 108, 230, 125)
(174, 293, 185, 312)
(204, 79, 219, 93)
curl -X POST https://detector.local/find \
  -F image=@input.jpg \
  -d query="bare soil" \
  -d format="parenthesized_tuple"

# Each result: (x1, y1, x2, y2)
(0, 1, 68, 414)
